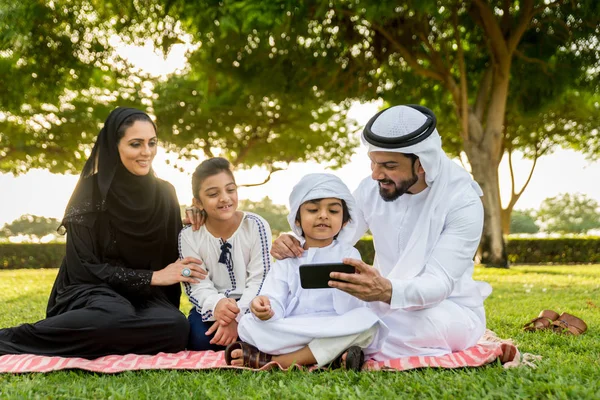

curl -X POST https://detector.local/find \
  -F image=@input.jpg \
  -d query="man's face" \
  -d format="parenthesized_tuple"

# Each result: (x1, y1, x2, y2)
(369, 151, 420, 202)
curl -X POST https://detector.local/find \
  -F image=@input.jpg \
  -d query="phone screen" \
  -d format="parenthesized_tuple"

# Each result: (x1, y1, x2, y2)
(299, 263, 356, 289)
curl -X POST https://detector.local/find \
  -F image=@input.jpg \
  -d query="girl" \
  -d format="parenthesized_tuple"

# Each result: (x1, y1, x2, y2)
(0, 107, 206, 358)
(226, 173, 387, 370)
(179, 157, 272, 351)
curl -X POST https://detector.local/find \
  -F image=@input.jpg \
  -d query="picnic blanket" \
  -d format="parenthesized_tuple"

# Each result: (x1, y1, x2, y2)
(0, 330, 538, 373)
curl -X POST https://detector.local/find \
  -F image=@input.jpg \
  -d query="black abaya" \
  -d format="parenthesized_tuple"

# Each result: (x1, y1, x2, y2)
(0, 107, 189, 358)
(0, 179, 187, 358)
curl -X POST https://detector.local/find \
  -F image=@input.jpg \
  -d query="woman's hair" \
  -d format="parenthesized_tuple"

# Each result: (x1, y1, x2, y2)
(294, 198, 351, 237)
(116, 113, 156, 140)
(192, 157, 235, 199)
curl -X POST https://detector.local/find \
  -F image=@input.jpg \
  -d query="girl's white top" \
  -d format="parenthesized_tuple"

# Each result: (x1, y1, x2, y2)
(179, 211, 272, 322)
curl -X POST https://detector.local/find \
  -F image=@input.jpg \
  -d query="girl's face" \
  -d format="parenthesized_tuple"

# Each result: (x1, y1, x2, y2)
(117, 121, 158, 176)
(296, 198, 346, 247)
(193, 171, 238, 222)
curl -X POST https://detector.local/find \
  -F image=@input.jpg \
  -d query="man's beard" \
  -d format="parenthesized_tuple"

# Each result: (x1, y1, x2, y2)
(378, 173, 419, 202)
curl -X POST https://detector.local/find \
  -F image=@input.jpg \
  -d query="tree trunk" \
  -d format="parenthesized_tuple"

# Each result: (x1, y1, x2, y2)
(469, 153, 508, 267)
(501, 207, 512, 236)
(463, 88, 509, 267)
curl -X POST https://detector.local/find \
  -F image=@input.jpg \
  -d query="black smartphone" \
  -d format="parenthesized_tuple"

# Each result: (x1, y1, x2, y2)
(299, 263, 356, 289)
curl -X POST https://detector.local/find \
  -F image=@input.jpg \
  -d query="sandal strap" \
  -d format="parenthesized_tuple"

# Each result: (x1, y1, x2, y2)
(242, 343, 272, 368)
(551, 313, 587, 335)
(523, 310, 560, 331)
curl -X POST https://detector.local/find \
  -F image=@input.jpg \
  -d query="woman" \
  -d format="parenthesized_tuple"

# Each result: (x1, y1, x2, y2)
(0, 107, 206, 358)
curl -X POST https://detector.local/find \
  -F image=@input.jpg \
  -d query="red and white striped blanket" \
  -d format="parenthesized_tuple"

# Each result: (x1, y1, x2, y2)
(0, 330, 535, 373)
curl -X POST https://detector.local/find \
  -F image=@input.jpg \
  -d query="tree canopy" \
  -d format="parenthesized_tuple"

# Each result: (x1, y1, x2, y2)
(239, 197, 289, 236)
(509, 209, 539, 234)
(1, 0, 599, 265)
(537, 193, 600, 234)
(0, 214, 61, 241)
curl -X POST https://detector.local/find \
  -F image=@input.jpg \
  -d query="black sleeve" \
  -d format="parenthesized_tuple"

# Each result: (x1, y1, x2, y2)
(63, 223, 153, 295)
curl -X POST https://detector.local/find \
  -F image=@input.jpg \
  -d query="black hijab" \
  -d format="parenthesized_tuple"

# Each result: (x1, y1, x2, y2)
(60, 107, 179, 272)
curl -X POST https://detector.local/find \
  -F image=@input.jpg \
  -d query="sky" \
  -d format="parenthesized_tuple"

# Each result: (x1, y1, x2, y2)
(2, 39, 600, 226)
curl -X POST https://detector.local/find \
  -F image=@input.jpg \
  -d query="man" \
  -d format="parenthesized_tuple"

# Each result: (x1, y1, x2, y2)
(271, 105, 492, 360)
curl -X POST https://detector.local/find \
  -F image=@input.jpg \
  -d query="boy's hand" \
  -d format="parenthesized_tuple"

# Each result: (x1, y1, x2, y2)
(214, 298, 240, 325)
(251, 296, 274, 320)
(207, 320, 238, 346)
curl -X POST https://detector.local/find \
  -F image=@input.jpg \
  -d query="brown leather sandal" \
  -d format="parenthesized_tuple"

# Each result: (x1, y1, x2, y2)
(551, 313, 588, 335)
(328, 345, 365, 371)
(225, 341, 273, 368)
(523, 310, 560, 332)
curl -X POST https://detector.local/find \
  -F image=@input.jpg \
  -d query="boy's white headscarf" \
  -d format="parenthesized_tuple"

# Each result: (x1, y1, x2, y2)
(362, 105, 483, 280)
(287, 173, 356, 238)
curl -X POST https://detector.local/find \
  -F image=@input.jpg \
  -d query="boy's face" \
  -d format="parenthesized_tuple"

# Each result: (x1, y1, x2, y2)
(193, 171, 238, 222)
(296, 198, 346, 247)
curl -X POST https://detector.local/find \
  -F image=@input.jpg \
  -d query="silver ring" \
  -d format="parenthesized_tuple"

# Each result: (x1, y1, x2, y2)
(185, 207, 195, 212)
(181, 267, 192, 277)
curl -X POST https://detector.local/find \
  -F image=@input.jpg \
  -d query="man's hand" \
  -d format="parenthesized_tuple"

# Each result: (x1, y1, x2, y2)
(270, 233, 304, 260)
(250, 296, 274, 320)
(328, 258, 393, 304)
(206, 320, 238, 346)
(214, 298, 240, 325)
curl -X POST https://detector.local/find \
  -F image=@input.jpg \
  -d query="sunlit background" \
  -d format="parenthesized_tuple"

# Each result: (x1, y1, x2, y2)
(2, 38, 600, 232)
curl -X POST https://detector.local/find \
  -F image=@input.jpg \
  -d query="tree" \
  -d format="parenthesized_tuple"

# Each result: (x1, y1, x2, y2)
(2, 1, 599, 266)
(238, 197, 289, 237)
(0, 0, 358, 176)
(163, 0, 599, 266)
(0, 214, 61, 241)
(537, 193, 600, 234)
(509, 209, 539, 234)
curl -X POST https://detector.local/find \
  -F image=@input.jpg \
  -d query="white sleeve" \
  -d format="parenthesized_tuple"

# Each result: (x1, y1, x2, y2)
(236, 215, 272, 320)
(257, 260, 291, 321)
(179, 228, 224, 322)
(333, 246, 367, 313)
(389, 194, 484, 310)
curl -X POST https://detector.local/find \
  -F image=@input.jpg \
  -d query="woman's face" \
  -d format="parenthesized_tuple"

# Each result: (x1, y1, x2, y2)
(193, 171, 238, 222)
(117, 121, 158, 176)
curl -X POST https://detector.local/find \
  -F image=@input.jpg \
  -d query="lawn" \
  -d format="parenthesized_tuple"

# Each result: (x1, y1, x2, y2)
(1, 265, 599, 399)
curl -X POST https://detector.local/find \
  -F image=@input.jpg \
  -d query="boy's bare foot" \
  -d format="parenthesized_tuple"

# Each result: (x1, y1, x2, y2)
(229, 348, 244, 366)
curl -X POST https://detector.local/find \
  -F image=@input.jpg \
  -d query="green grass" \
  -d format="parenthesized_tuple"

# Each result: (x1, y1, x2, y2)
(1, 266, 599, 399)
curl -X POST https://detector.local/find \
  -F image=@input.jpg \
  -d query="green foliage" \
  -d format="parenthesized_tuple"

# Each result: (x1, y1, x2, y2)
(2, 1, 598, 174)
(0, 214, 61, 239)
(537, 193, 600, 234)
(1, 266, 600, 398)
(507, 237, 600, 264)
(5, 237, 600, 269)
(0, 243, 65, 269)
(0, 0, 359, 174)
(509, 209, 539, 234)
(238, 197, 289, 236)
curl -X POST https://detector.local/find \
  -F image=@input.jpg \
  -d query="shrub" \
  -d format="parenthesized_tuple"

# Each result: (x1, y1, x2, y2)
(0, 243, 65, 269)
(506, 237, 600, 264)
(2, 237, 600, 269)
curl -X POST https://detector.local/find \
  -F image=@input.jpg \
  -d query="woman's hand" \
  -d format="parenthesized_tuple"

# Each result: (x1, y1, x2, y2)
(270, 233, 304, 260)
(151, 257, 207, 286)
(183, 206, 206, 232)
(207, 320, 238, 346)
(250, 295, 274, 320)
(214, 298, 240, 325)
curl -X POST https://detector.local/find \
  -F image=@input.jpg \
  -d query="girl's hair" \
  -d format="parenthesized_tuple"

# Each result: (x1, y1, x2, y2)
(294, 198, 351, 237)
(192, 157, 235, 199)
(116, 113, 156, 140)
